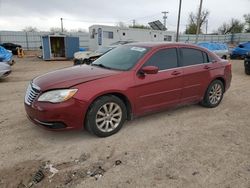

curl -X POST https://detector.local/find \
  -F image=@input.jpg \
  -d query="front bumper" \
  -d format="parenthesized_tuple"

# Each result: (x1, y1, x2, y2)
(24, 98, 89, 131)
(0, 70, 11, 78)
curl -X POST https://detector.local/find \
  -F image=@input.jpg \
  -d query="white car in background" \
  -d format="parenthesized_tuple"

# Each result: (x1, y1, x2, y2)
(73, 40, 135, 65)
(0, 63, 11, 79)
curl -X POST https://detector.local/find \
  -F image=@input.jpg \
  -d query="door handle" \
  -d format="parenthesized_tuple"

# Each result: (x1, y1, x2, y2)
(171, 71, 181, 75)
(204, 65, 211, 69)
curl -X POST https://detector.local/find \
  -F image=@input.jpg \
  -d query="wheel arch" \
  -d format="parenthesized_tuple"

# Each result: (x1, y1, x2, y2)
(213, 77, 226, 92)
(85, 92, 133, 124)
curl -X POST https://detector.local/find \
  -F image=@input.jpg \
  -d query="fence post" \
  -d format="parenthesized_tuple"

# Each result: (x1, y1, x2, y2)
(25, 32, 29, 50)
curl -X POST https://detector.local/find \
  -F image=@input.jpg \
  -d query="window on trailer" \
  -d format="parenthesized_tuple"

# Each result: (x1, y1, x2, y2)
(103, 31, 114, 39)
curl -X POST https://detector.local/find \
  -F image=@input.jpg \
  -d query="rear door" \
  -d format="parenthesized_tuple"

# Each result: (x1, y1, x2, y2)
(134, 47, 183, 115)
(180, 47, 212, 103)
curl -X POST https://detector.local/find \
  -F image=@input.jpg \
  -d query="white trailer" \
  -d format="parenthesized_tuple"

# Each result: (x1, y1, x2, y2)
(89, 25, 175, 50)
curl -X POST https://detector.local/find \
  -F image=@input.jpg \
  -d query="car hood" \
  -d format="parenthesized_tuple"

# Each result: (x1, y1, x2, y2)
(0, 62, 11, 70)
(33, 65, 120, 91)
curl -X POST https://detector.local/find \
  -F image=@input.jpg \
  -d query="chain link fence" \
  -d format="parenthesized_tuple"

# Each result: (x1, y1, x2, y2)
(178, 33, 250, 44)
(0, 31, 89, 50)
(1, 31, 250, 50)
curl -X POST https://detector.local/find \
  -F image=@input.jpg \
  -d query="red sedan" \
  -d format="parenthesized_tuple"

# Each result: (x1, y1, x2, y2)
(24, 43, 232, 137)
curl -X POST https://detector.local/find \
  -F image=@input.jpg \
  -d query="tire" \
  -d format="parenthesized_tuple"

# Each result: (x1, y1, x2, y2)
(85, 95, 127, 137)
(222, 55, 227, 59)
(201, 80, 224, 108)
(73, 59, 82, 65)
(245, 69, 250, 75)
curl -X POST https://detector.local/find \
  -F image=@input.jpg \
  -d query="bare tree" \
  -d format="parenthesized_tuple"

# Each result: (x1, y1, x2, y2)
(244, 14, 250, 32)
(23, 26, 38, 32)
(185, 9, 209, 34)
(129, 24, 150, 29)
(217, 19, 244, 34)
(116, 22, 127, 28)
(50, 27, 67, 33)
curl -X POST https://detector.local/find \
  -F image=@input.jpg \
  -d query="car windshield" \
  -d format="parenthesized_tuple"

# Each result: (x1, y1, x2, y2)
(110, 41, 134, 45)
(92, 45, 150, 71)
(95, 46, 114, 54)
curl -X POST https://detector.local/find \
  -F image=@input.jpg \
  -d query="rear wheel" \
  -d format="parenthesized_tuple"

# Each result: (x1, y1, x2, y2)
(201, 80, 224, 108)
(85, 95, 127, 137)
(245, 69, 250, 75)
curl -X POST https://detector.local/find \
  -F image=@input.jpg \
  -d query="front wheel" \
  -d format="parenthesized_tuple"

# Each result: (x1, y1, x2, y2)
(201, 80, 224, 108)
(85, 95, 127, 137)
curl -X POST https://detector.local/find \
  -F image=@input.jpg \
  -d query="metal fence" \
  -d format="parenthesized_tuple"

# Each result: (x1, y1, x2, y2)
(0, 31, 89, 50)
(178, 33, 250, 44)
(1, 31, 250, 50)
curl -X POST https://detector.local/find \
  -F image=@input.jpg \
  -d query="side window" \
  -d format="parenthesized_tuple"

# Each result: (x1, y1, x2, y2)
(143, 48, 178, 70)
(181, 48, 204, 66)
(103, 31, 114, 39)
(202, 52, 209, 63)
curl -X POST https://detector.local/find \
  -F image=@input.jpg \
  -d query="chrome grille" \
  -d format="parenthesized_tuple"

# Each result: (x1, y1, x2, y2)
(25, 83, 40, 105)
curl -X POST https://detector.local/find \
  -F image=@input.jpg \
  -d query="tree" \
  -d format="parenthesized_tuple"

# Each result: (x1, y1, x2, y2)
(185, 9, 209, 34)
(217, 19, 244, 34)
(129, 24, 151, 29)
(23, 26, 38, 32)
(116, 22, 127, 28)
(244, 14, 250, 33)
(50, 27, 67, 33)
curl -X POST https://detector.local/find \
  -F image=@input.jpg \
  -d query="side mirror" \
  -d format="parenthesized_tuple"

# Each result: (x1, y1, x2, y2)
(141, 66, 159, 75)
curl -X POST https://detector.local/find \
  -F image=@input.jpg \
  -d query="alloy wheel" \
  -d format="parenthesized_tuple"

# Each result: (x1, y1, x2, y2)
(209, 83, 223, 105)
(95, 102, 122, 132)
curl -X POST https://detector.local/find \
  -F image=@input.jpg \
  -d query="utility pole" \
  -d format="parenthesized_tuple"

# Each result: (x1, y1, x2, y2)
(195, 0, 203, 43)
(60, 18, 64, 33)
(162, 11, 169, 30)
(176, 0, 182, 42)
(132, 19, 136, 27)
(205, 19, 208, 34)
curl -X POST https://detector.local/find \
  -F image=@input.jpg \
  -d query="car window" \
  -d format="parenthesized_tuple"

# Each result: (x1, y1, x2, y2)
(202, 52, 209, 63)
(181, 48, 204, 66)
(143, 48, 178, 70)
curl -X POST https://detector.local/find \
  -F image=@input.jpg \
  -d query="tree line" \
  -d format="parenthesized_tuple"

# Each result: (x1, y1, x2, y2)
(185, 9, 250, 34)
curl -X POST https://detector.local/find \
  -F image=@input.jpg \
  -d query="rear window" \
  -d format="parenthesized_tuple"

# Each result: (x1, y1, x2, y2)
(181, 48, 204, 66)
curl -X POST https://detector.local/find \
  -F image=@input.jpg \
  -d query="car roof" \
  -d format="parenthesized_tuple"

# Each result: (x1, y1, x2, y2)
(125, 42, 201, 49)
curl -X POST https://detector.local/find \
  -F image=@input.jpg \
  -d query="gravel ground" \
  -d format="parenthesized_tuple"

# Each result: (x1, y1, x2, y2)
(0, 57, 249, 188)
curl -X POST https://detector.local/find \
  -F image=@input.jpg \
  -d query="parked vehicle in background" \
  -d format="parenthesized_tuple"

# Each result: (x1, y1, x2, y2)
(73, 40, 135, 65)
(197, 42, 229, 59)
(0, 46, 14, 66)
(73, 46, 115, 65)
(25, 43, 231, 137)
(230, 42, 250, 59)
(244, 52, 250, 75)
(0, 62, 11, 79)
(0, 43, 21, 55)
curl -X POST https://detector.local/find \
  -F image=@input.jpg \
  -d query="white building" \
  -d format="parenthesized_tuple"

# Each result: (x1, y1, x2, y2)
(89, 25, 176, 50)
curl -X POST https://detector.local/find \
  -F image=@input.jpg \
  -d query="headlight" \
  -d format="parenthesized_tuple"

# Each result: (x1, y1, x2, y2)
(38, 89, 78, 103)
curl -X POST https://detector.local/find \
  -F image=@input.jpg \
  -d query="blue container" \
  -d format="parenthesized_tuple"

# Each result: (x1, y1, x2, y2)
(42, 35, 79, 60)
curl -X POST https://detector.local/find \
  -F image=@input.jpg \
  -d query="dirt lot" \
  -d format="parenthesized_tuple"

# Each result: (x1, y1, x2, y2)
(0, 57, 249, 188)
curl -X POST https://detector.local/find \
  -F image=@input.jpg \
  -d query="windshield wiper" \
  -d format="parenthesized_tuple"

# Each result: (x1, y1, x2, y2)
(92, 63, 111, 69)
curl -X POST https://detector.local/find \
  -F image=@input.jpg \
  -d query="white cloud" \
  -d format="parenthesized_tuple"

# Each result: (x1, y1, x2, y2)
(0, 0, 249, 33)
